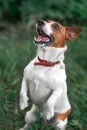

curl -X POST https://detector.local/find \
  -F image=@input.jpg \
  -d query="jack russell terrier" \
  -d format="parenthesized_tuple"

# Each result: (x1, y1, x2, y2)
(19, 19, 81, 130)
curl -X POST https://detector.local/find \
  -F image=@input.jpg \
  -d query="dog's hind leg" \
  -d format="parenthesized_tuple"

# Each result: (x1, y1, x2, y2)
(54, 109, 71, 130)
(19, 104, 37, 130)
(55, 118, 67, 130)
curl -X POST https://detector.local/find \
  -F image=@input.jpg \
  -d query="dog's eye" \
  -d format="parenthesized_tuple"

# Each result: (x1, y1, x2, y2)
(54, 24, 59, 30)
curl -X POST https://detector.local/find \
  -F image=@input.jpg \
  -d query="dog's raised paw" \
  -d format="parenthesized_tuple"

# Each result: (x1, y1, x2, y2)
(19, 95, 28, 110)
(46, 109, 54, 120)
(42, 107, 54, 121)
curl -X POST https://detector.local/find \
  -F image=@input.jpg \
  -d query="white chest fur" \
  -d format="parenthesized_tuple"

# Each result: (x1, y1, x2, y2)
(20, 45, 71, 113)
(24, 46, 68, 106)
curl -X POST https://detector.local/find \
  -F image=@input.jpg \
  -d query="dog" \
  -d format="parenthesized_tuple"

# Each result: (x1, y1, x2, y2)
(19, 19, 81, 130)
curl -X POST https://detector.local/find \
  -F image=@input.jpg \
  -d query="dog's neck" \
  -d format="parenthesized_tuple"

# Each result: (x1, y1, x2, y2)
(37, 46, 67, 62)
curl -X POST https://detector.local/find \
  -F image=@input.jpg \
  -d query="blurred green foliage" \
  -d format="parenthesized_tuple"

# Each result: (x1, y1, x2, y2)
(0, 0, 87, 22)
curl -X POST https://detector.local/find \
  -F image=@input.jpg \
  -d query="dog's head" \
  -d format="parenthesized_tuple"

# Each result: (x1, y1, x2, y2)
(34, 19, 81, 47)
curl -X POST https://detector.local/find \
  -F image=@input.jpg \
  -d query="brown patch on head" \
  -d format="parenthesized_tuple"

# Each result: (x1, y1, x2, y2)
(47, 20, 81, 48)
(50, 22, 66, 48)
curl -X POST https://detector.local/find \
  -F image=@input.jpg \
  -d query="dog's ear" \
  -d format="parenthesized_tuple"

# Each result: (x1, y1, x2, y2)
(65, 27, 81, 41)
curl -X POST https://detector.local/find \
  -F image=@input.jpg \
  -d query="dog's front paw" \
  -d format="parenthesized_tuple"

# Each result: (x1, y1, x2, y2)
(19, 94, 28, 110)
(42, 103, 54, 120)
(42, 107, 54, 120)
(46, 108, 54, 120)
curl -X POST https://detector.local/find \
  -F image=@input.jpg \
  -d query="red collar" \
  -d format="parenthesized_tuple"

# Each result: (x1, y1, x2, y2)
(34, 56, 60, 67)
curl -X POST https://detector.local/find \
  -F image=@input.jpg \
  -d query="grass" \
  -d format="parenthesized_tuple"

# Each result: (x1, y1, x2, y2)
(0, 23, 87, 130)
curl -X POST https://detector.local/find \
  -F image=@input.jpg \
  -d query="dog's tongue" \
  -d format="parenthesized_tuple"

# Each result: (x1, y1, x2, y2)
(37, 35, 49, 42)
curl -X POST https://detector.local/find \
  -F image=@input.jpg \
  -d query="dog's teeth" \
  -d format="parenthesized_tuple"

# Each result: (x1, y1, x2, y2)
(34, 37, 36, 41)
(46, 39, 49, 42)
(34, 37, 41, 42)
(37, 39, 40, 42)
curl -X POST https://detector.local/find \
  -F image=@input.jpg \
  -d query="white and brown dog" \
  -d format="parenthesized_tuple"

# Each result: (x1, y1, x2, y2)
(19, 19, 81, 130)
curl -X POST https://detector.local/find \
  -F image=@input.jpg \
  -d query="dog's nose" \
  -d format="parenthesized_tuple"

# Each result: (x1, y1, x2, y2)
(37, 19, 45, 27)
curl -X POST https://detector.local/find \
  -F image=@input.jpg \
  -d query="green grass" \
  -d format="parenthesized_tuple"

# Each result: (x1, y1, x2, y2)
(0, 24, 87, 130)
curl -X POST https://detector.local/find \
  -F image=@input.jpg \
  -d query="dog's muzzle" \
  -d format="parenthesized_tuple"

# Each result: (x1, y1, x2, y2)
(34, 19, 54, 46)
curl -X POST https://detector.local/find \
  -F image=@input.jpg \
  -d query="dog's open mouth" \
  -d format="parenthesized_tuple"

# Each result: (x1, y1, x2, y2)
(34, 28, 54, 46)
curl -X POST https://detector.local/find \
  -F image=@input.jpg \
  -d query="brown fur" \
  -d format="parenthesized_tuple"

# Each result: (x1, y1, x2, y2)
(48, 20, 81, 48)
(55, 109, 71, 121)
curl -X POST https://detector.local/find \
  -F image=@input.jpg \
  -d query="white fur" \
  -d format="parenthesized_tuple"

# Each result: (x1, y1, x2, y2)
(56, 118, 67, 130)
(19, 45, 71, 130)
(36, 20, 52, 36)
(42, 22, 52, 35)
